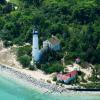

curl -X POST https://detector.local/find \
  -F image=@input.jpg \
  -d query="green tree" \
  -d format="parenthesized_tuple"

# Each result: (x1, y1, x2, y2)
(17, 45, 32, 57)
(22, 0, 43, 7)
(0, 0, 6, 4)
(40, 62, 63, 74)
(3, 3, 13, 13)
(18, 54, 31, 67)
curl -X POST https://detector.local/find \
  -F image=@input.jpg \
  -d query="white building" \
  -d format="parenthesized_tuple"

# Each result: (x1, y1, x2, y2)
(32, 30, 41, 62)
(43, 36, 60, 51)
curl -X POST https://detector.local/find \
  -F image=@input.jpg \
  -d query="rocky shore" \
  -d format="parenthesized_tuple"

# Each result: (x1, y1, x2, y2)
(0, 64, 71, 94)
(0, 64, 100, 95)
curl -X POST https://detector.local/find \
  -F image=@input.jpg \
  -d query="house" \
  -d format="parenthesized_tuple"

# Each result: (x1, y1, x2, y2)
(43, 36, 60, 51)
(57, 70, 78, 84)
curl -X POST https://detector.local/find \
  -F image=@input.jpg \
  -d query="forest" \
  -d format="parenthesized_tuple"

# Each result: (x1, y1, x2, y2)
(0, 0, 100, 77)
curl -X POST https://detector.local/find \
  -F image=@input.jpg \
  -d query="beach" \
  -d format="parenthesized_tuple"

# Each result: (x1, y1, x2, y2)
(0, 64, 100, 95)
(0, 64, 69, 94)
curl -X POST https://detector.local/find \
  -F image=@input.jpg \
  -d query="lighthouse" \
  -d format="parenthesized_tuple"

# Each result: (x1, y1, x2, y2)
(32, 29, 40, 63)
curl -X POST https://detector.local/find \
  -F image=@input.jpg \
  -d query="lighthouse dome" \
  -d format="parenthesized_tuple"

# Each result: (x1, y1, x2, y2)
(33, 30, 38, 35)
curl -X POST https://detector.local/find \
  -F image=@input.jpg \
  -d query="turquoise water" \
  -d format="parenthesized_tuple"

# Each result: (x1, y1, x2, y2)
(0, 75, 100, 100)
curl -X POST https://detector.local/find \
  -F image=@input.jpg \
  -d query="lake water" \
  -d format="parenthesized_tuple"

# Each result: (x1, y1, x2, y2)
(0, 74, 100, 100)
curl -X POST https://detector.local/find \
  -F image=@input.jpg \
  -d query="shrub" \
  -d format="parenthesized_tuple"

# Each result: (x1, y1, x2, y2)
(81, 83, 100, 89)
(47, 80, 51, 83)
(3, 40, 13, 47)
(18, 54, 31, 67)
(53, 76, 57, 81)
(41, 62, 64, 74)
(29, 65, 35, 70)
(17, 45, 32, 57)
(47, 65, 63, 74)
(17, 45, 32, 68)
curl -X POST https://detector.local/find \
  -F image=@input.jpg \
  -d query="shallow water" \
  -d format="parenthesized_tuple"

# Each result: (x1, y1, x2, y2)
(0, 74, 100, 100)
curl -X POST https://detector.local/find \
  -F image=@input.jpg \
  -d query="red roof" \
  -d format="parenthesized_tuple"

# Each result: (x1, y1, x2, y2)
(62, 75, 70, 80)
(57, 70, 77, 81)
(65, 70, 77, 77)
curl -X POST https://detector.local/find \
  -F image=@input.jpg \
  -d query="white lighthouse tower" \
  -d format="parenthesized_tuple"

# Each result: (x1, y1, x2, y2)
(32, 29, 40, 63)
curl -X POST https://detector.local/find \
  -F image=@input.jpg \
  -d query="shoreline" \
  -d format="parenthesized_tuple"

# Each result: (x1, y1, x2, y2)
(0, 64, 100, 95)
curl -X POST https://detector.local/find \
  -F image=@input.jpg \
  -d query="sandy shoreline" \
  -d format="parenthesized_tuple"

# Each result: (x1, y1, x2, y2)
(0, 64, 100, 95)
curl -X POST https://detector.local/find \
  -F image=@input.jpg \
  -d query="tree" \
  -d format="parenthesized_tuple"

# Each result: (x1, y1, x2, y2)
(3, 3, 13, 13)
(18, 54, 31, 67)
(22, 0, 43, 7)
(95, 0, 100, 5)
(73, 3, 96, 24)
(40, 62, 63, 74)
(0, 0, 6, 4)
(33, 0, 43, 6)
(17, 45, 32, 57)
